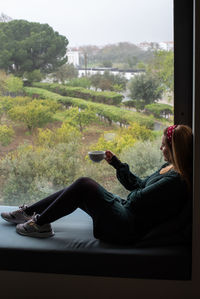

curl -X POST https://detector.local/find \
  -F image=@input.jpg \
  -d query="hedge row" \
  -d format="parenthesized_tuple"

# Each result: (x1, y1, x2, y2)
(24, 87, 154, 129)
(145, 103, 173, 118)
(32, 82, 123, 106)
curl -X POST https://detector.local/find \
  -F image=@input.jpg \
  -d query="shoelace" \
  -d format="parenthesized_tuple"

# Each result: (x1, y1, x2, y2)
(19, 204, 27, 211)
(27, 212, 39, 226)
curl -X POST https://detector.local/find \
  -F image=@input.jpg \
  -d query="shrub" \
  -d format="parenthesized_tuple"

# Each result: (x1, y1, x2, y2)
(24, 87, 155, 129)
(90, 122, 154, 155)
(0, 141, 81, 205)
(145, 103, 173, 119)
(119, 138, 164, 178)
(0, 125, 14, 146)
(8, 99, 60, 132)
(32, 82, 124, 105)
(63, 106, 98, 132)
(35, 123, 81, 147)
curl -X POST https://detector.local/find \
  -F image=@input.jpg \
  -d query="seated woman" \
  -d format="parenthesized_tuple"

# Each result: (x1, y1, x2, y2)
(1, 125, 193, 244)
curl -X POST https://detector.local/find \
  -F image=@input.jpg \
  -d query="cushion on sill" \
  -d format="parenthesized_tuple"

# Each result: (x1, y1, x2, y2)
(0, 206, 191, 279)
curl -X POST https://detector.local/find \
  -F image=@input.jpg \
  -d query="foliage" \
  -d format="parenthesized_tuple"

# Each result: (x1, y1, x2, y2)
(24, 87, 155, 129)
(0, 72, 23, 96)
(67, 77, 91, 88)
(90, 122, 154, 155)
(33, 82, 124, 105)
(89, 71, 127, 92)
(5, 75, 24, 94)
(0, 20, 68, 75)
(8, 99, 60, 131)
(90, 132, 137, 155)
(0, 124, 14, 146)
(0, 96, 32, 113)
(102, 60, 113, 68)
(126, 122, 154, 140)
(122, 100, 138, 108)
(119, 138, 164, 178)
(0, 70, 8, 95)
(51, 63, 78, 83)
(0, 13, 13, 23)
(63, 106, 98, 132)
(24, 70, 43, 85)
(145, 103, 173, 119)
(147, 50, 174, 92)
(78, 42, 154, 68)
(35, 122, 81, 147)
(128, 73, 163, 109)
(0, 141, 80, 205)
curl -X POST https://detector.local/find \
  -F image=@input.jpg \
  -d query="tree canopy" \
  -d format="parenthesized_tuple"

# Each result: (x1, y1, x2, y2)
(128, 73, 162, 110)
(0, 20, 68, 75)
(147, 50, 174, 92)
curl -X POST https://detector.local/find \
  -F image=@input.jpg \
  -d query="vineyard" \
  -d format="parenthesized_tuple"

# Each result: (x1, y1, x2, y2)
(0, 81, 171, 206)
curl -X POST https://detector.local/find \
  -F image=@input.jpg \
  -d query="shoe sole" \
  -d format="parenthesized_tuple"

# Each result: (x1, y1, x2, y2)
(16, 228, 55, 238)
(1, 216, 29, 224)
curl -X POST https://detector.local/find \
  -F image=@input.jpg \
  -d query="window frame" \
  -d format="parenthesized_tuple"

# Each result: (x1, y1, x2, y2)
(175, 0, 200, 287)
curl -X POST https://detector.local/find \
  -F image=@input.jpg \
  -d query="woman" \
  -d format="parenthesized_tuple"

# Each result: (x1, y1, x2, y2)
(1, 125, 193, 244)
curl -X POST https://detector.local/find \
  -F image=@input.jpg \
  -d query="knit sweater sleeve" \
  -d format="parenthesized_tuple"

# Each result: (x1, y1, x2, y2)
(108, 155, 146, 191)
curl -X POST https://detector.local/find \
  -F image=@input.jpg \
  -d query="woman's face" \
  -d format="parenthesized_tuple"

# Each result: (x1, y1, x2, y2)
(160, 135, 171, 162)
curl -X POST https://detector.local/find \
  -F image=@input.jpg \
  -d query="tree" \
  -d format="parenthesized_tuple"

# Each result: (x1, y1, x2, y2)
(8, 100, 59, 132)
(51, 63, 78, 83)
(5, 75, 23, 95)
(102, 60, 112, 68)
(90, 71, 127, 92)
(64, 106, 98, 132)
(128, 73, 162, 110)
(67, 77, 91, 88)
(0, 20, 68, 76)
(0, 13, 12, 23)
(0, 72, 23, 96)
(90, 72, 102, 91)
(23, 70, 43, 85)
(148, 50, 174, 92)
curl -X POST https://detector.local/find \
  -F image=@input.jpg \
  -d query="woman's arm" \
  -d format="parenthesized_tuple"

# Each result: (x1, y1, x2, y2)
(105, 150, 145, 191)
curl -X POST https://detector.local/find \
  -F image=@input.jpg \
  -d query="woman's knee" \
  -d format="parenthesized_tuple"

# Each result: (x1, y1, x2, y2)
(75, 177, 97, 187)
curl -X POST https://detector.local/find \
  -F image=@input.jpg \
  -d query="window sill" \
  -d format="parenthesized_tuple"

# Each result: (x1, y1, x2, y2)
(0, 206, 191, 280)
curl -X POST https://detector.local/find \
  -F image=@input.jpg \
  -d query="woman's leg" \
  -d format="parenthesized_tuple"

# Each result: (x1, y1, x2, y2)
(35, 177, 107, 226)
(25, 189, 66, 215)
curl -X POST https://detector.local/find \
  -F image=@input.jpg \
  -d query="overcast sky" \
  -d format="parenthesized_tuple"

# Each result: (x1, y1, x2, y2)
(1, 0, 173, 47)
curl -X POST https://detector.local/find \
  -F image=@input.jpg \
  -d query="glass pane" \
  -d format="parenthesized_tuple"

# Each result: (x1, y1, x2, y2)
(0, 0, 173, 205)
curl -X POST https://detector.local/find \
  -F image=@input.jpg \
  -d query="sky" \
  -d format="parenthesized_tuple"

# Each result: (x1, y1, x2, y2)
(1, 0, 173, 47)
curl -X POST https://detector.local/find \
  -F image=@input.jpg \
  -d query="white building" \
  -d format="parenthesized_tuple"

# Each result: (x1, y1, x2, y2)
(66, 51, 80, 66)
(158, 41, 174, 51)
(138, 41, 174, 51)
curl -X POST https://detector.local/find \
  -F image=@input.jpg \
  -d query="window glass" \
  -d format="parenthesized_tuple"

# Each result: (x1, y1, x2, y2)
(0, 0, 173, 206)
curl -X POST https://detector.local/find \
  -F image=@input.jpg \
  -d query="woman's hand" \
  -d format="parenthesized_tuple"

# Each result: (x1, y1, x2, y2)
(105, 150, 114, 163)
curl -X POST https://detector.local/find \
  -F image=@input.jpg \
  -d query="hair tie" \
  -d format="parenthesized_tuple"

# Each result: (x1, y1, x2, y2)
(167, 125, 177, 144)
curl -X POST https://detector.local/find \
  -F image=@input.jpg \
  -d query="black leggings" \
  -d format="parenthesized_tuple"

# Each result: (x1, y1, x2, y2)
(26, 177, 112, 225)
(26, 177, 135, 243)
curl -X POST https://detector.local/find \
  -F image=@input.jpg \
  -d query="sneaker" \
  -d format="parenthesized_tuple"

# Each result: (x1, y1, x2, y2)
(1, 204, 32, 224)
(16, 214, 54, 238)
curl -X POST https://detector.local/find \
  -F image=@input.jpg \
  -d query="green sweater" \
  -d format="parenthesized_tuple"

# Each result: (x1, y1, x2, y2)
(110, 156, 189, 236)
